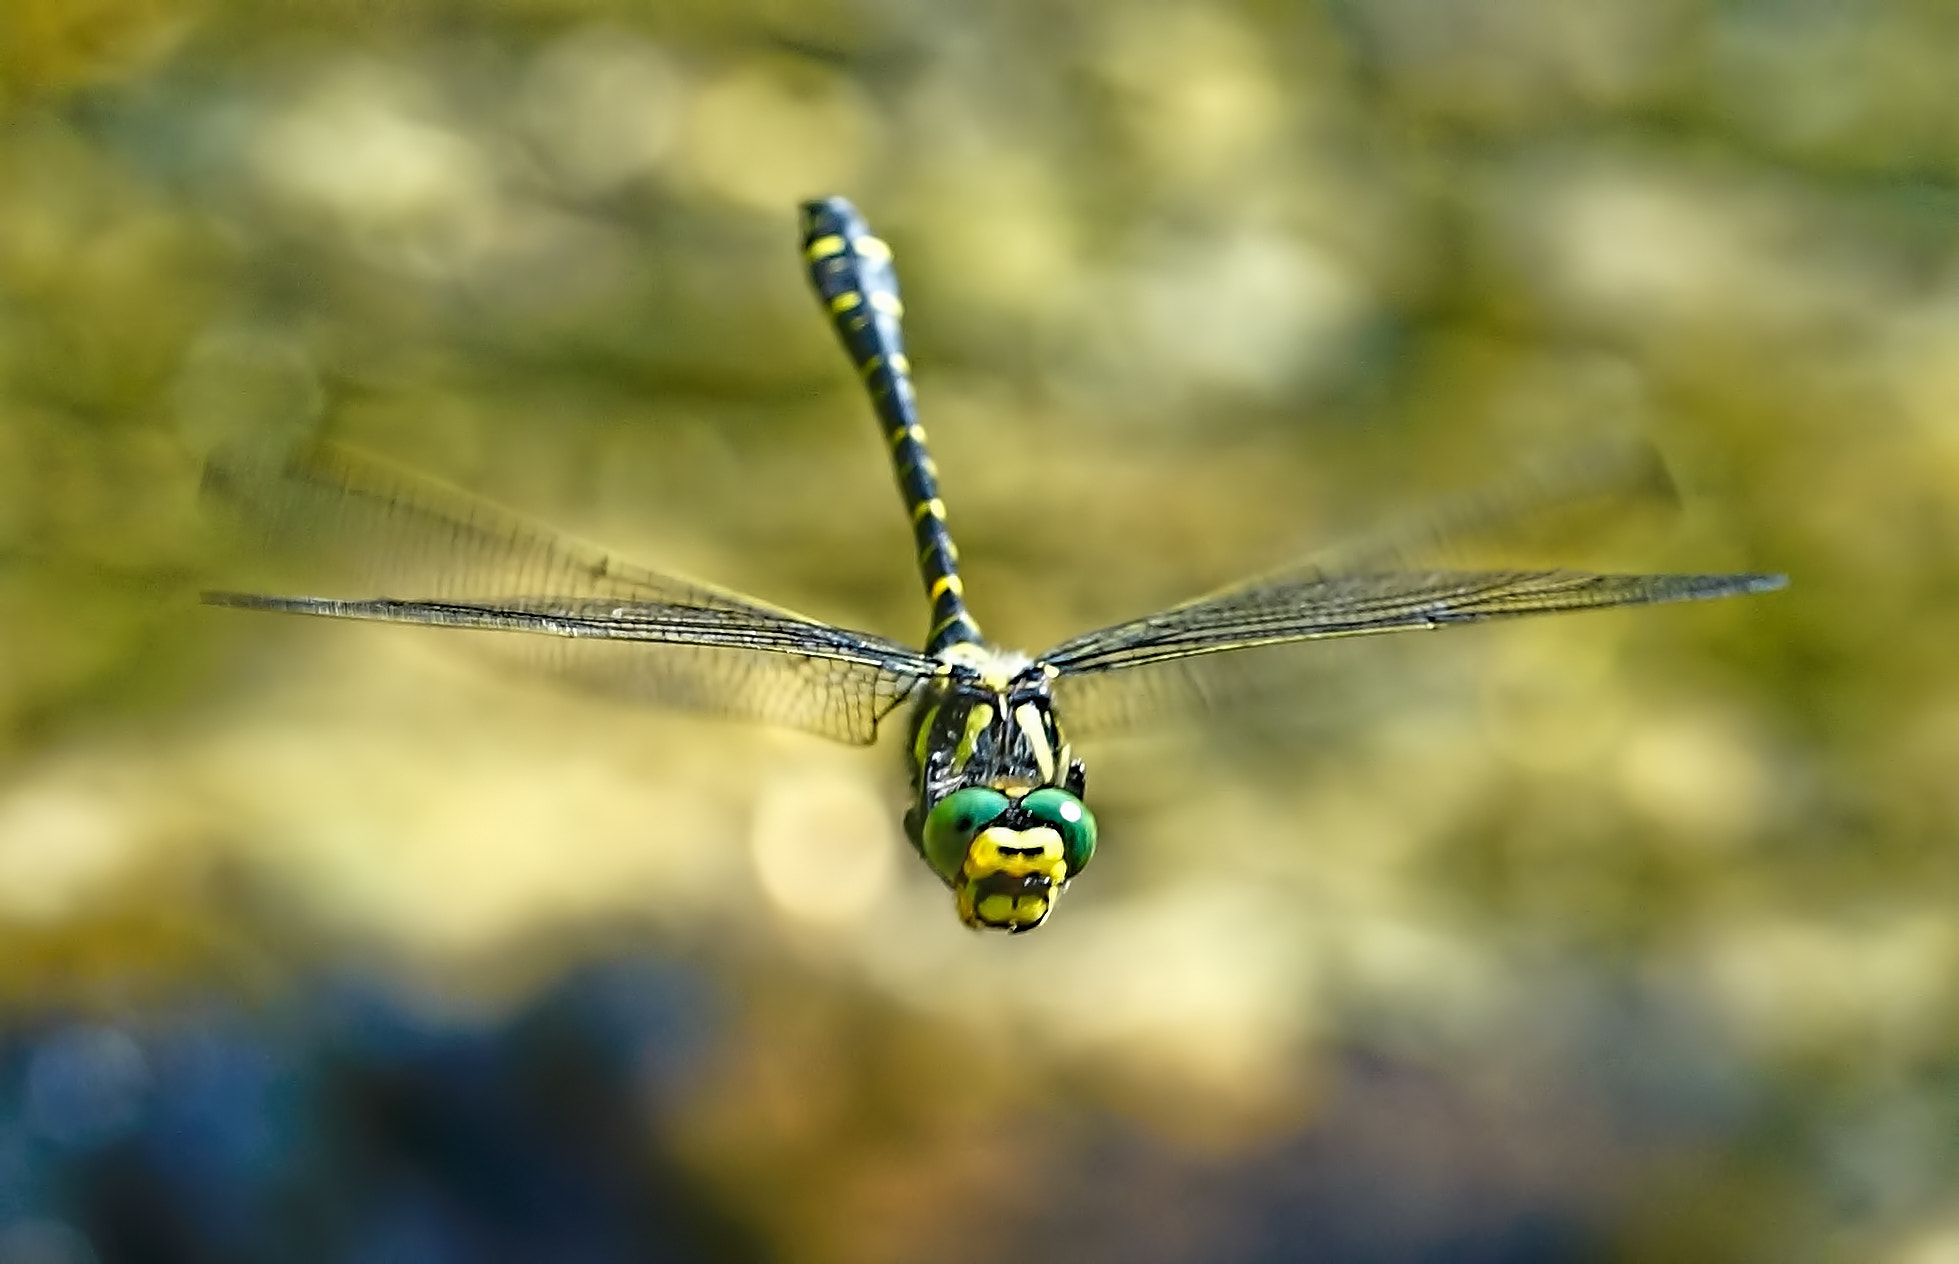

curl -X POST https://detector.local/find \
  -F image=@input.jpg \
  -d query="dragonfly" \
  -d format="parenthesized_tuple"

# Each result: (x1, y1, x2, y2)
(204, 197, 1786, 933)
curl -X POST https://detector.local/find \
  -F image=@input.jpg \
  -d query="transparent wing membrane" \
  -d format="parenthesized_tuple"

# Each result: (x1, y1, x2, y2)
(1042, 439, 1783, 716)
(202, 441, 936, 744)
(1040, 569, 1786, 676)
(1274, 437, 1683, 582)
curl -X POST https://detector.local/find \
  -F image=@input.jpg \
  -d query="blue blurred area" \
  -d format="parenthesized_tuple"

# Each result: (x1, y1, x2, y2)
(0, 955, 1768, 1263)
(0, 961, 752, 1264)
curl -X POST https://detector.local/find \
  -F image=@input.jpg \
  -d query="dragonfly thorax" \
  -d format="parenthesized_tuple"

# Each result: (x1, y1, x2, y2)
(909, 646, 1078, 806)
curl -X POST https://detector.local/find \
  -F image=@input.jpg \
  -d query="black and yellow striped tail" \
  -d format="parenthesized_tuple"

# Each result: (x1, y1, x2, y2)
(801, 196, 981, 656)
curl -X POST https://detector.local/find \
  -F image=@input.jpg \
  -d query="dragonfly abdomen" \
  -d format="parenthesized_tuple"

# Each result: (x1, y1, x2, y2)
(801, 197, 980, 655)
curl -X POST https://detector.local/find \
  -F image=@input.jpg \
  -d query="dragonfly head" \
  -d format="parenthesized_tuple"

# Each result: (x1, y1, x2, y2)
(920, 785, 1097, 933)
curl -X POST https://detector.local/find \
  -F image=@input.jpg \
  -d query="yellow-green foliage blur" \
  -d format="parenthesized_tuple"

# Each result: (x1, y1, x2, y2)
(0, 1, 1951, 1261)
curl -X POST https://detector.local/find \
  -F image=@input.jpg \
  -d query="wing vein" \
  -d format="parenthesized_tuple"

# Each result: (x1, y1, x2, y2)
(1041, 570, 1785, 675)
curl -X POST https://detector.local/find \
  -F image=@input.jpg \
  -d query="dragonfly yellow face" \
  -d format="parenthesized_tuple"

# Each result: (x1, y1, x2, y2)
(202, 196, 1785, 935)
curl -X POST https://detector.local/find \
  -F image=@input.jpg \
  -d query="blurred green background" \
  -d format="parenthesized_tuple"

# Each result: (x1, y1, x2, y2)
(0, 0, 1949, 1260)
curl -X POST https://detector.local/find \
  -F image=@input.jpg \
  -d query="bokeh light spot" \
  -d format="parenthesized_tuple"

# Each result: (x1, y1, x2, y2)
(750, 774, 897, 929)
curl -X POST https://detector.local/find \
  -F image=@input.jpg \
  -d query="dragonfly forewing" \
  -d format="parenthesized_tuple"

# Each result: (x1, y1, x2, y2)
(1040, 569, 1787, 676)
(203, 441, 937, 744)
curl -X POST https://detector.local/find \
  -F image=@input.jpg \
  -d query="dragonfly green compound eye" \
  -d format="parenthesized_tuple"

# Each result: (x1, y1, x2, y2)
(922, 787, 1011, 881)
(1019, 788, 1096, 875)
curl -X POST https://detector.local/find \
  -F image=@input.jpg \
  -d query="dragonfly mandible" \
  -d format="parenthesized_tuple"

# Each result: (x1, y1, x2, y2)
(204, 197, 1787, 933)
